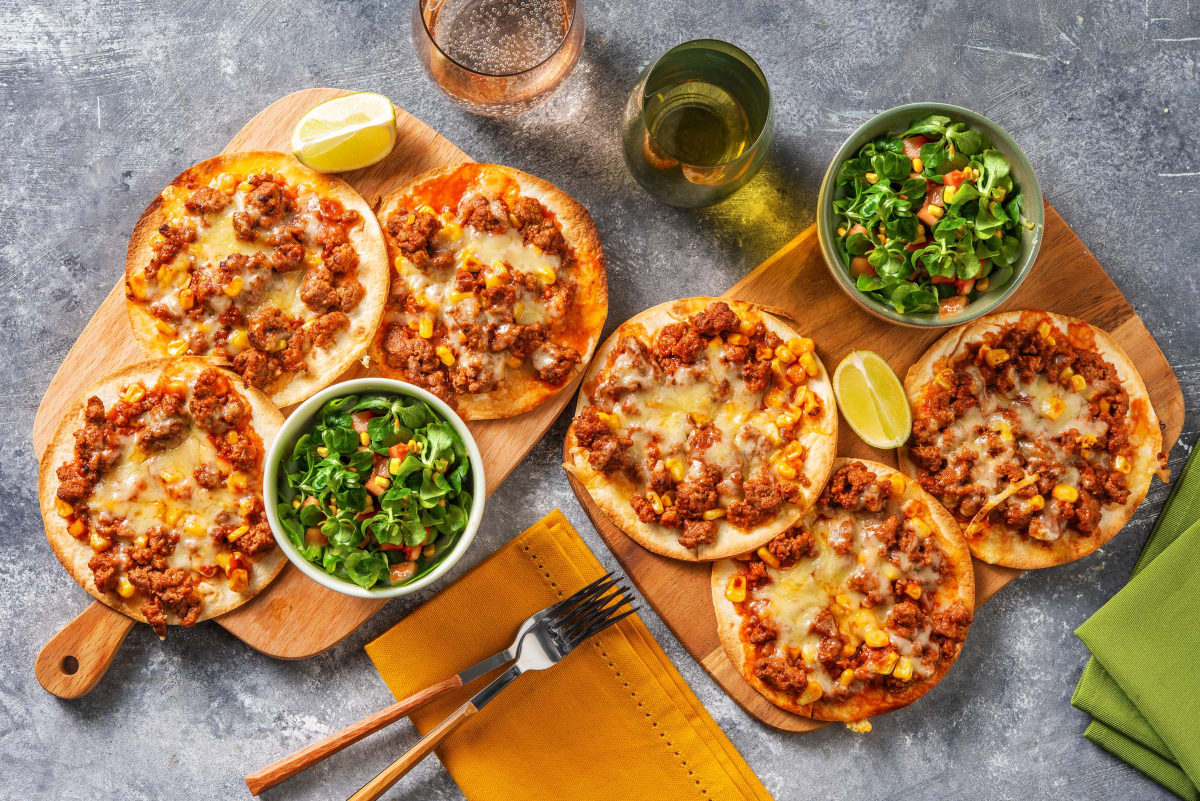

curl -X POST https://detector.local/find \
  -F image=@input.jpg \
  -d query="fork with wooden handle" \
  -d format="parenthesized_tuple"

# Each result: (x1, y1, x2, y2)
(347, 581, 638, 801)
(244, 573, 625, 796)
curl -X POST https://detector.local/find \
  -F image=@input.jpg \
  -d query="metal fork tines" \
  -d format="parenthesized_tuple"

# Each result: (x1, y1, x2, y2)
(347, 576, 639, 801)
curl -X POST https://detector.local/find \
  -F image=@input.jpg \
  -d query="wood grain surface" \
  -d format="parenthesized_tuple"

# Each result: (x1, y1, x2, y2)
(566, 205, 1184, 732)
(33, 88, 588, 689)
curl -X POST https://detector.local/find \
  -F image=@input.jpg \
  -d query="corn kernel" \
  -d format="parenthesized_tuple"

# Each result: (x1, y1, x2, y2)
(703, 508, 726, 521)
(905, 583, 922, 600)
(1037, 321, 1052, 339)
(883, 564, 901, 581)
(774, 461, 798, 480)
(373, 476, 391, 491)
(893, 657, 914, 681)
(56, 498, 74, 518)
(865, 171, 879, 184)
(764, 424, 782, 447)
(154, 319, 176, 337)
(127, 272, 148, 299)
(387, 457, 402, 475)
(726, 333, 749, 346)
(776, 412, 797, 430)
(837, 226, 847, 236)
(839, 668, 856, 686)
(783, 441, 805, 460)
(842, 639, 859, 656)
(765, 388, 786, 408)
(89, 531, 111, 551)
(441, 221, 462, 240)
(647, 490, 664, 516)
(1052, 483, 1079, 503)
(907, 517, 931, 539)
(1041, 395, 1065, 420)
(227, 525, 249, 542)
(596, 411, 620, 428)
(757, 546, 781, 569)
(227, 471, 248, 492)
(505, 355, 522, 368)
(943, 185, 957, 204)
(237, 497, 255, 517)
(435, 345, 455, 366)
(755, 346, 775, 362)
(801, 642, 819, 663)
(774, 345, 797, 364)
(846, 720, 873, 733)
(976, 277, 990, 291)
(1071, 374, 1087, 393)
(888, 474, 906, 495)
(165, 338, 188, 356)
(418, 317, 434, 339)
(66, 519, 86, 538)
(928, 205, 945, 219)
(117, 576, 136, 599)
(797, 682, 823, 704)
(228, 568, 249, 593)
(724, 574, 747, 603)
(984, 348, 1010, 367)
(1114, 455, 1131, 473)
(912, 156, 924, 171)
(865, 628, 889, 648)
(799, 352, 819, 378)
(665, 458, 685, 483)
(1028, 494, 1045, 511)
(662, 493, 674, 508)
(788, 337, 815, 354)
(223, 276, 243, 298)
(738, 319, 754, 335)
(355, 431, 369, 447)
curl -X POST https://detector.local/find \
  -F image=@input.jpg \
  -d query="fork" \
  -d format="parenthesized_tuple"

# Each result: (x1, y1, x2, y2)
(346, 580, 638, 801)
(245, 573, 629, 796)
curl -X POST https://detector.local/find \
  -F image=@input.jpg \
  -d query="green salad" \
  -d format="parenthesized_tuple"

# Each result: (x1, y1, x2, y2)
(832, 113, 1033, 316)
(275, 392, 474, 590)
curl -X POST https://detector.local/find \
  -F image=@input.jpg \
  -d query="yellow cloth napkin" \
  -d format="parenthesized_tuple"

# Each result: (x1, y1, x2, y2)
(365, 509, 771, 801)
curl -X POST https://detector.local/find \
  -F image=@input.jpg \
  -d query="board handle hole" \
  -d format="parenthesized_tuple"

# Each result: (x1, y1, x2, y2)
(61, 656, 79, 675)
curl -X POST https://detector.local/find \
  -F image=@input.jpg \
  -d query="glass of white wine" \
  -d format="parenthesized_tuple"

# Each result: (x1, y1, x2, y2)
(621, 40, 773, 207)
(413, 0, 584, 117)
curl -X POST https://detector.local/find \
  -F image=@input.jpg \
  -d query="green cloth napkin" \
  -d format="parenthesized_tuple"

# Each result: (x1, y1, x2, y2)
(1071, 443, 1200, 800)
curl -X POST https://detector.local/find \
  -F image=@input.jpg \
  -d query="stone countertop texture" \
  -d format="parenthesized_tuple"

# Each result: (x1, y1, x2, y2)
(2, 1, 1197, 799)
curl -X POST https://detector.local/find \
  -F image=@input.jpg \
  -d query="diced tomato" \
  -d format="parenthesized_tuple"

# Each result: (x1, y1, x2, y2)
(388, 443, 410, 461)
(389, 562, 417, 584)
(846, 223, 869, 239)
(944, 170, 966, 191)
(916, 185, 944, 227)
(301, 496, 321, 510)
(849, 256, 876, 277)
(955, 278, 975, 295)
(305, 527, 329, 546)
(350, 411, 373, 434)
(930, 274, 955, 284)
(403, 545, 422, 561)
(379, 542, 404, 551)
(939, 296, 969, 317)
(902, 135, 927, 159)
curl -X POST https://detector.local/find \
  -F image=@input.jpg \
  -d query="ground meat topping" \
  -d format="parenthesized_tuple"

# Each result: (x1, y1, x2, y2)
(909, 313, 1145, 550)
(731, 461, 971, 708)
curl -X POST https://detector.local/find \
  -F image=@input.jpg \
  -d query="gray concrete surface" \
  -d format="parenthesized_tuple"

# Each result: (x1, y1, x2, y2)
(2, 1, 1198, 799)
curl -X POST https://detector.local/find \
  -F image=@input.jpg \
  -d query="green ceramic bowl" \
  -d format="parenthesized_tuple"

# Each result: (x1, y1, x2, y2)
(817, 102, 1044, 328)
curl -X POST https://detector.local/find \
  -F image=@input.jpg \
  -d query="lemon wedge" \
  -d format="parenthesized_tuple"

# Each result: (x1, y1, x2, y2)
(291, 92, 397, 173)
(833, 351, 911, 449)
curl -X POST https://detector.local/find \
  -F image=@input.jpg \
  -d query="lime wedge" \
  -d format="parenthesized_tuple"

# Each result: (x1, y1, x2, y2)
(833, 351, 912, 449)
(291, 92, 397, 173)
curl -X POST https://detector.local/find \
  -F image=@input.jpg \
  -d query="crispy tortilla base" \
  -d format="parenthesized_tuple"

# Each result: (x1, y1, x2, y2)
(371, 162, 608, 420)
(898, 310, 1162, 569)
(125, 151, 388, 408)
(38, 357, 286, 627)
(712, 458, 975, 722)
(565, 297, 838, 562)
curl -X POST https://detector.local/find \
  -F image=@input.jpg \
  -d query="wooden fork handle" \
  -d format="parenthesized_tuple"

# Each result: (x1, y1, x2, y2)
(347, 701, 478, 801)
(245, 675, 463, 796)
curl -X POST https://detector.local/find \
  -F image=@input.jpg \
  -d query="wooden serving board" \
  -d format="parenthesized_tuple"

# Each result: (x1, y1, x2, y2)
(33, 88, 584, 698)
(566, 206, 1184, 732)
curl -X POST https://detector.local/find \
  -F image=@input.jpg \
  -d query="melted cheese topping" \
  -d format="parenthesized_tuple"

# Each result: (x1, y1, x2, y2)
(134, 173, 349, 363)
(931, 336, 1119, 542)
(749, 486, 949, 696)
(69, 373, 265, 603)
(587, 311, 832, 524)
(384, 185, 567, 390)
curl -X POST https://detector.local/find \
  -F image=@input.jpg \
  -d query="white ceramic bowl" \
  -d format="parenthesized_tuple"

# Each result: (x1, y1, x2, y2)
(263, 378, 485, 599)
